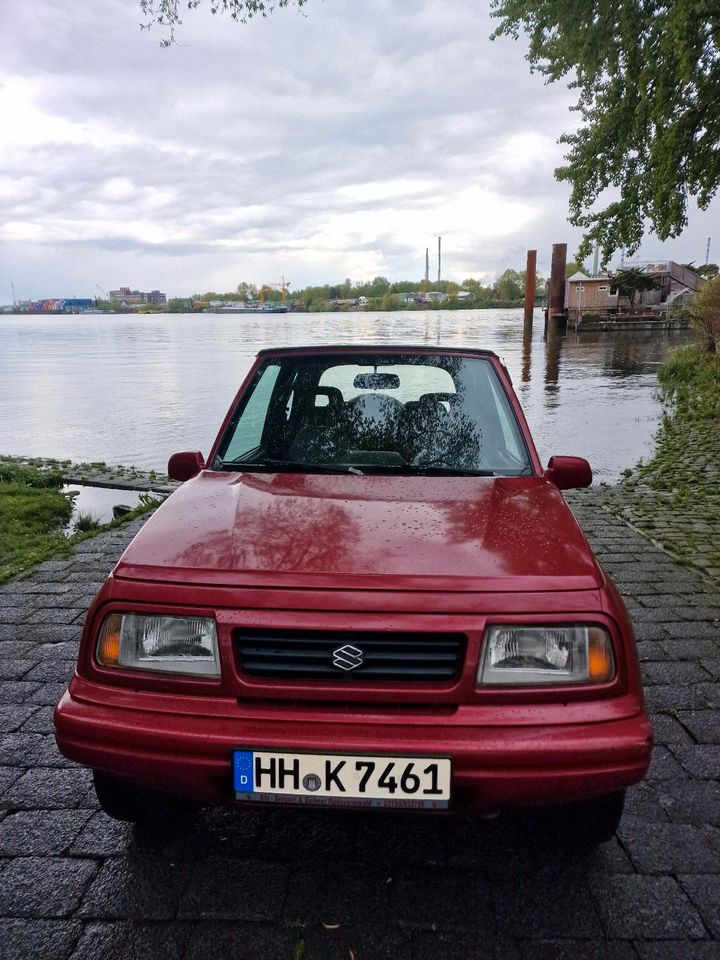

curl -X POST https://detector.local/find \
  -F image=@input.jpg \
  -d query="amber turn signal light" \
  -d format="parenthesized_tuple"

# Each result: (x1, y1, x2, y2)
(96, 613, 122, 666)
(588, 627, 614, 681)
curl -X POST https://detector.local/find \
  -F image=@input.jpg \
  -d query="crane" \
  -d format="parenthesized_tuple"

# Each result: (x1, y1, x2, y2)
(259, 277, 291, 306)
(277, 275, 290, 305)
(95, 283, 110, 301)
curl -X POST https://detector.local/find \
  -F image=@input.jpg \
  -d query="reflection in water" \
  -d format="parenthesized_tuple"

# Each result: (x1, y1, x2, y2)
(521, 321, 532, 383)
(0, 310, 691, 482)
(544, 324, 564, 396)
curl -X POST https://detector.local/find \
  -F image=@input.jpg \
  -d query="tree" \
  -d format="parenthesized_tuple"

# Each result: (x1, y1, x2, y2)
(495, 269, 523, 301)
(139, 0, 307, 44)
(565, 261, 589, 278)
(691, 276, 720, 353)
(491, 1, 720, 262)
(236, 281, 258, 300)
(697, 264, 720, 280)
(167, 296, 195, 312)
(612, 268, 660, 310)
(368, 276, 391, 297)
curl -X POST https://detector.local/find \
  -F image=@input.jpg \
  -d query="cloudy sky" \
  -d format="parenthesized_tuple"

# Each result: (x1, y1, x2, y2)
(1, 0, 718, 300)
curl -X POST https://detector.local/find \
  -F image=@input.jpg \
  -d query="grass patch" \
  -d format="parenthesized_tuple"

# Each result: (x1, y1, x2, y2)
(618, 344, 720, 576)
(0, 462, 74, 581)
(0, 458, 167, 583)
(74, 511, 103, 533)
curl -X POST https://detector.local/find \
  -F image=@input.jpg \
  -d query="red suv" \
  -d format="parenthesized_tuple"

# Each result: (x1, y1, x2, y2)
(54, 345, 652, 843)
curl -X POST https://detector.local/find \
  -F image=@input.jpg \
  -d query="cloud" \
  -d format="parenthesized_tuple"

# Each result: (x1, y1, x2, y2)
(0, 0, 717, 300)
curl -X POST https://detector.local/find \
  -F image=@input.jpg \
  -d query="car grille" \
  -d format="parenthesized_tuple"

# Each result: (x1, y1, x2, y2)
(235, 628, 465, 682)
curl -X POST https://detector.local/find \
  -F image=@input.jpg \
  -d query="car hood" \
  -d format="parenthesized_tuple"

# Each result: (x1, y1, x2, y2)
(114, 471, 603, 593)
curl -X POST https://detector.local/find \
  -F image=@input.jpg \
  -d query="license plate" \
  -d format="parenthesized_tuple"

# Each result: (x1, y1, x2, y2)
(233, 749, 451, 809)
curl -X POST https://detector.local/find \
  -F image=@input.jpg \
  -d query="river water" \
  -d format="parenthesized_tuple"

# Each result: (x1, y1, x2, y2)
(0, 310, 690, 482)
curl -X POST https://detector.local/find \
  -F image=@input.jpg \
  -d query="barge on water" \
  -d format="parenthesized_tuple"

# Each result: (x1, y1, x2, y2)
(209, 304, 289, 314)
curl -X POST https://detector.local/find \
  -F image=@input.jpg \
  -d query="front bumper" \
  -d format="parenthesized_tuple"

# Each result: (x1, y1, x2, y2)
(55, 677, 652, 814)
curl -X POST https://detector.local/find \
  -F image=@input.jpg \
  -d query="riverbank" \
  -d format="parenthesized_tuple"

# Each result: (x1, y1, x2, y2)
(0, 457, 168, 583)
(600, 344, 720, 582)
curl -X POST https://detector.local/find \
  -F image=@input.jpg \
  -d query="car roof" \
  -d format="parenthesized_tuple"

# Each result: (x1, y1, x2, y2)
(255, 344, 500, 359)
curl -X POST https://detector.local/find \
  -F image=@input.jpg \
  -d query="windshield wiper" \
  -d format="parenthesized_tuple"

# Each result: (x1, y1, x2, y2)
(221, 458, 359, 474)
(394, 464, 496, 477)
(222, 458, 498, 477)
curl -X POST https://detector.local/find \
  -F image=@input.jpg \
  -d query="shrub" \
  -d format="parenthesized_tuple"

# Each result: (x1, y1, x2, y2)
(74, 511, 103, 532)
(691, 277, 720, 353)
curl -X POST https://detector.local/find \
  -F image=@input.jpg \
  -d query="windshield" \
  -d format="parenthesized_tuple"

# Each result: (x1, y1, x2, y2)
(214, 353, 532, 476)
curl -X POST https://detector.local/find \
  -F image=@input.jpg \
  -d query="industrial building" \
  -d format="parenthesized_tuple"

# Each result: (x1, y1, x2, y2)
(108, 287, 167, 306)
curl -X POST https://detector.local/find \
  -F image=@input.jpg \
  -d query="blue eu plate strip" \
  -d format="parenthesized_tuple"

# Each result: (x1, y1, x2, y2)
(233, 751, 254, 793)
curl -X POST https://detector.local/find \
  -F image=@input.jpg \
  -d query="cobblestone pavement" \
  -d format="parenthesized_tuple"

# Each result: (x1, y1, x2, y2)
(599, 468, 720, 586)
(1, 493, 719, 960)
(599, 393, 720, 584)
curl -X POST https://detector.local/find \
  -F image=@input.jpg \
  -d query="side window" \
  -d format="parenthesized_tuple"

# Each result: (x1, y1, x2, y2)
(222, 364, 280, 461)
(485, 373, 526, 462)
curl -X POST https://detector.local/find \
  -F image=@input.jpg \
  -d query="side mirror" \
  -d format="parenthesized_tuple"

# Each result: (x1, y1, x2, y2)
(168, 451, 205, 482)
(543, 455, 592, 491)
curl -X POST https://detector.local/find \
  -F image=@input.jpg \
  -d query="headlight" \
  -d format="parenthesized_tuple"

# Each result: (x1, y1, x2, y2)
(478, 624, 614, 686)
(96, 613, 220, 678)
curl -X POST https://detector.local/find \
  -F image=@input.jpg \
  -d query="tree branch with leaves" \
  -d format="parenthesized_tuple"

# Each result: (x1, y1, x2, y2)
(491, 0, 720, 263)
(139, 0, 308, 44)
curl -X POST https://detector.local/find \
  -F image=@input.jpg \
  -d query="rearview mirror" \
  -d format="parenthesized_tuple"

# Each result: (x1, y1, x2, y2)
(353, 372, 400, 390)
(168, 451, 205, 482)
(543, 455, 592, 491)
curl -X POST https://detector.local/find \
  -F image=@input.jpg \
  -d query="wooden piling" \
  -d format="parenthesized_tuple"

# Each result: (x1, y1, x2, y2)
(548, 242, 567, 323)
(523, 249, 537, 325)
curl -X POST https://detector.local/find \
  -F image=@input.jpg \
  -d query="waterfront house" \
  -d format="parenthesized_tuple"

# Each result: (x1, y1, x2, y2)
(566, 261, 706, 326)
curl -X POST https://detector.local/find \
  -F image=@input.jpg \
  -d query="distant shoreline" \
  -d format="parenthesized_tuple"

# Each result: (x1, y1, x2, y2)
(2, 304, 531, 317)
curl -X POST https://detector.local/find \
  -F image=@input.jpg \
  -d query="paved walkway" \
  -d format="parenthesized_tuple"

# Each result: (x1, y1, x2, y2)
(1, 491, 719, 959)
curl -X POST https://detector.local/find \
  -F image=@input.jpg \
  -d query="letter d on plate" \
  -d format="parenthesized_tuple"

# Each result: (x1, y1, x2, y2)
(233, 751, 254, 793)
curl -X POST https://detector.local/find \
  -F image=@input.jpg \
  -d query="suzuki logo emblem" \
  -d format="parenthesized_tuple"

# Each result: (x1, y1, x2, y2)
(332, 644, 364, 671)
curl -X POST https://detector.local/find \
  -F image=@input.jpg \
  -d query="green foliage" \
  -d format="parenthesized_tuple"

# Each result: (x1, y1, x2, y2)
(74, 511, 103, 533)
(618, 344, 720, 577)
(491, 0, 720, 262)
(236, 281, 259, 299)
(697, 263, 719, 279)
(0, 461, 65, 489)
(193, 270, 537, 311)
(657, 344, 720, 410)
(166, 297, 195, 312)
(690, 276, 720, 352)
(612, 268, 661, 308)
(495, 269, 524, 301)
(139, 0, 308, 44)
(0, 464, 74, 581)
(565, 261, 589, 278)
(138, 492, 166, 509)
(0, 457, 169, 582)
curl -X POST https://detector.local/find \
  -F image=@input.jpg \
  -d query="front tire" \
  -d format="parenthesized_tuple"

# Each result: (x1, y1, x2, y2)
(93, 770, 197, 825)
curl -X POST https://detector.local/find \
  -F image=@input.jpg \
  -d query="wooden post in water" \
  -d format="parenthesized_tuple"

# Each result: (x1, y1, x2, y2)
(523, 249, 537, 326)
(547, 242, 567, 333)
(548, 243, 567, 318)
